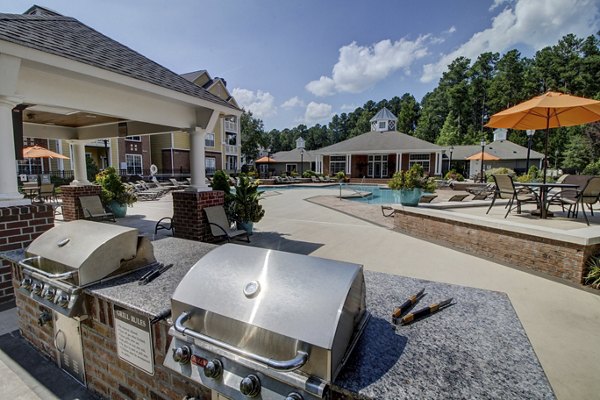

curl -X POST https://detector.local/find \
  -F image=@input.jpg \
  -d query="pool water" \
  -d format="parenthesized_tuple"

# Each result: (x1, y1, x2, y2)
(258, 184, 411, 205)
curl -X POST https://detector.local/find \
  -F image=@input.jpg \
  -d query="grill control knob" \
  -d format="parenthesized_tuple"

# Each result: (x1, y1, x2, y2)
(44, 287, 56, 301)
(172, 346, 191, 364)
(239, 374, 261, 398)
(21, 278, 33, 290)
(57, 294, 70, 307)
(32, 282, 43, 295)
(203, 359, 223, 379)
(285, 393, 304, 400)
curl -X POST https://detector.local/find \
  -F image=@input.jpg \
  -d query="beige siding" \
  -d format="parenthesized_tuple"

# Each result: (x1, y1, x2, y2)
(208, 81, 228, 101)
(191, 71, 210, 87)
(172, 131, 190, 149)
(150, 133, 172, 169)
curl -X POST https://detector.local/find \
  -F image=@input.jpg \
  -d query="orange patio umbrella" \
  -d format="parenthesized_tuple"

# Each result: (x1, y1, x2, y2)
(23, 145, 69, 160)
(255, 156, 276, 163)
(485, 91, 600, 183)
(465, 152, 500, 161)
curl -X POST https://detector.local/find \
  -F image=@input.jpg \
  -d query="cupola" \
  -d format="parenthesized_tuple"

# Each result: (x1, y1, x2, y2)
(370, 107, 397, 132)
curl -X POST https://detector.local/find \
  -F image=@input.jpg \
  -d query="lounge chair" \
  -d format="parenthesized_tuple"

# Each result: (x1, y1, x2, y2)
(448, 194, 469, 202)
(204, 205, 250, 243)
(79, 195, 115, 222)
(169, 178, 187, 189)
(419, 194, 438, 203)
(486, 174, 539, 218)
(311, 176, 320, 183)
(151, 176, 178, 190)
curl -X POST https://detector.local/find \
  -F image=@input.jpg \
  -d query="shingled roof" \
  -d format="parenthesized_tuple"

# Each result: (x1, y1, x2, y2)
(316, 131, 441, 154)
(0, 9, 237, 111)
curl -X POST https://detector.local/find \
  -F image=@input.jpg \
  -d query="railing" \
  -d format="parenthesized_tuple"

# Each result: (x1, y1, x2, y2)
(225, 145, 238, 155)
(224, 121, 237, 132)
(17, 168, 74, 179)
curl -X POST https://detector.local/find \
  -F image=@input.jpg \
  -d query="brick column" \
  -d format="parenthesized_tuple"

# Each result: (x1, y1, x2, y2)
(0, 204, 54, 304)
(61, 185, 102, 221)
(172, 190, 224, 242)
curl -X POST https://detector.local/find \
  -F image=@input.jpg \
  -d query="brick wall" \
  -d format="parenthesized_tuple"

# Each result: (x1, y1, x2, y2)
(0, 204, 54, 304)
(172, 191, 225, 242)
(13, 283, 211, 400)
(392, 209, 599, 284)
(82, 296, 210, 400)
(61, 185, 103, 221)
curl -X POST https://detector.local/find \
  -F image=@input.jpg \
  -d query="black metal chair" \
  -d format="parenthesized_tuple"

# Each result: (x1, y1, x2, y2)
(486, 175, 539, 218)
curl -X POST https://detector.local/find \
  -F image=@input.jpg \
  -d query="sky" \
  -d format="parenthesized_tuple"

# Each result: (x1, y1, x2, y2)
(4, 0, 600, 130)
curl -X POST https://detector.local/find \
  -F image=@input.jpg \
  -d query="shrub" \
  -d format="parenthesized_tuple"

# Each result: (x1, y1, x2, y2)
(302, 170, 317, 178)
(585, 255, 600, 289)
(233, 174, 265, 223)
(95, 167, 136, 206)
(444, 169, 464, 181)
(583, 160, 600, 175)
(388, 164, 436, 192)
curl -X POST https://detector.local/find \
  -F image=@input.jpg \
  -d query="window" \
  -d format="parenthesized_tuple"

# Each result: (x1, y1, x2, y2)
(226, 133, 237, 146)
(378, 121, 386, 129)
(126, 154, 143, 175)
(126, 136, 141, 142)
(367, 155, 388, 178)
(329, 155, 346, 175)
(408, 154, 430, 172)
(286, 164, 297, 173)
(205, 157, 216, 175)
(205, 133, 215, 147)
(226, 155, 237, 172)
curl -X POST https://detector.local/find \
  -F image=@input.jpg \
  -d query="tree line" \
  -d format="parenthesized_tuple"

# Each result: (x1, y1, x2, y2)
(242, 33, 600, 173)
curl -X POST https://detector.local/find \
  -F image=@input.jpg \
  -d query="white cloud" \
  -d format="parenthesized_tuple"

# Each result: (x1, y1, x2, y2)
(281, 96, 305, 109)
(306, 36, 429, 96)
(489, 0, 511, 11)
(304, 102, 333, 123)
(232, 88, 277, 118)
(340, 104, 358, 112)
(448, 26, 457, 34)
(421, 0, 600, 83)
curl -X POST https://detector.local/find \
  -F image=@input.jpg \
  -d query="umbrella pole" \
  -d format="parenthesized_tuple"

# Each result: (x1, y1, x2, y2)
(543, 110, 550, 185)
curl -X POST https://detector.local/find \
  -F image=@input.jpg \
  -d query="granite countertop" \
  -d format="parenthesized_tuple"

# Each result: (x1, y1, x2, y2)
(1, 239, 554, 399)
(333, 272, 555, 399)
(86, 237, 217, 319)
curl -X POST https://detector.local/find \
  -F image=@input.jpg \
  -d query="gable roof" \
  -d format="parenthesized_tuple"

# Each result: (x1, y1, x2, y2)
(180, 70, 208, 83)
(370, 107, 397, 122)
(316, 131, 441, 154)
(0, 10, 237, 111)
(450, 140, 545, 160)
(270, 148, 316, 163)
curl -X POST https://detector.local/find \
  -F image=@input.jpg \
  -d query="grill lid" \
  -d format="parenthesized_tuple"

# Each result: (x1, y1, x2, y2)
(26, 220, 138, 285)
(171, 244, 365, 350)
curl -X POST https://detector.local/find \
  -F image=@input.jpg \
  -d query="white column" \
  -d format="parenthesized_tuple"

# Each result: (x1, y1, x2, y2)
(188, 127, 210, 191)
(435, 152, 442, 175)
(0, 98, 27, 205)
(396, 153, 403, 172)
(316, 155, 323, 174)
(69, 140, 91, 186)
(346, 154, 351, 175)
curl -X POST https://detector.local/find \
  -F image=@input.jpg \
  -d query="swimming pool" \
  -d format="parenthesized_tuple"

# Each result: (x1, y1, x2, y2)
(258, 184, 409, 205)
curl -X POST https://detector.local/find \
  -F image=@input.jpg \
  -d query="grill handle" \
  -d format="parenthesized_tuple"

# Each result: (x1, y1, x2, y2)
(175, 311, 309, 371)
(19, 256, 76, 280)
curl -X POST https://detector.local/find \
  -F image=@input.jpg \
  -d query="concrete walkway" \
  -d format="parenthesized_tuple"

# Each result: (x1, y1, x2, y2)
(2, 188, 600, 399)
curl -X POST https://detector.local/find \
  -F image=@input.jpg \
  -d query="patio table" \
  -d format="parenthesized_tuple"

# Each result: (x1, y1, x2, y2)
(22, 186, 40, 201)
(520, 182, 580, 219)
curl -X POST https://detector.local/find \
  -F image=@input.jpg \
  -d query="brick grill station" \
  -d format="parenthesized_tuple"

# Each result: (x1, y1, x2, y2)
(0, 204, 54, 304)
(61, 185, 103, 222)
(172, 190, 225, 242)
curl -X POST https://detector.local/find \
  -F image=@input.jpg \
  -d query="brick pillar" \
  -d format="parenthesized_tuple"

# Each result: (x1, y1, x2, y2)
(0, 204, 54, 304)
(61, 185, 102, 221)
(172, 190, 224, 242)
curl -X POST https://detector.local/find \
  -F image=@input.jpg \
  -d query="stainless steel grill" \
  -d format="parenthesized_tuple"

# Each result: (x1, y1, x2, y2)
(17, 220, 155, 317)
(164, 244, 369, 400)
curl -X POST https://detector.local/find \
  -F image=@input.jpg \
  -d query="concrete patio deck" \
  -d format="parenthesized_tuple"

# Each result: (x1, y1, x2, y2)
(2, 187, 600, 399)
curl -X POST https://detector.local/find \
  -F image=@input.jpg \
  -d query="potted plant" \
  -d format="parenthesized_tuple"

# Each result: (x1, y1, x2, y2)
(388, 164, 436, 206)
(95, 167, 137, 218)
(232, 174, 265, 234)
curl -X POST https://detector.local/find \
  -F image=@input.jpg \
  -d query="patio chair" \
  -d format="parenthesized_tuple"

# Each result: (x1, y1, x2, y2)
(549, 176, 600, 225)
(39, 183, 55, 202)
(79, 195, 115, 222)
(486, 174, 539, 218)
(381, 205, 395, 217)
(204, 205, 250, 243)
(154, 217, 175, 236)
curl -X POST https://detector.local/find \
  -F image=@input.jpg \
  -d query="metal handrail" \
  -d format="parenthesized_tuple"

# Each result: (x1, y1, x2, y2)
(174, 311, 309, 371)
